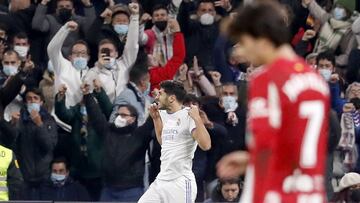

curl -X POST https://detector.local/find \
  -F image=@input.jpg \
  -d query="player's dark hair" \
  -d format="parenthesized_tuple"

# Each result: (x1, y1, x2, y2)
(160, 80, 187, 103)
(316, 51, 336, 66)
(152, 4, 168, 15)
(229, 2, 290, 47)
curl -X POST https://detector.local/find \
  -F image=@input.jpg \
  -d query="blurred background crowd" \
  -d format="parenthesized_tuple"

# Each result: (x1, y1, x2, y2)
(1, 0, 360, 202)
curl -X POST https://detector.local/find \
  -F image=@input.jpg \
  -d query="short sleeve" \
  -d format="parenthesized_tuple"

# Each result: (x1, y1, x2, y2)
(189, 116, 196, 134)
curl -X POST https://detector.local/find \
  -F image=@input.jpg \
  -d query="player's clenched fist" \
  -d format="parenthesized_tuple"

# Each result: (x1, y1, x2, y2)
(188, 105, 201, 121)
(149, 103, 160, 119)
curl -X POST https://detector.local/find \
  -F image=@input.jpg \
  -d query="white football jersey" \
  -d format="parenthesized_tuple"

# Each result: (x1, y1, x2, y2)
(156, 108, 198, 181)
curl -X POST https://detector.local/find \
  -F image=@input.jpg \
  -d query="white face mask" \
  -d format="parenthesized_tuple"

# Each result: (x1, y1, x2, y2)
(319, 69, 332, 82)
(222, 96, 238, 113)
(200, 13, 214, 25)
(2, 65, 18, 76)
(114, 115, 127, 128)
(104, 57, 116, 69)
(14, 45, 29, 58)
(333, 7, 346, 21)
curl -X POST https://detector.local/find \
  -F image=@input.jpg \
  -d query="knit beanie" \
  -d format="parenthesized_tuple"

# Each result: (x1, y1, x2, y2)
(335, 0, 356, 13)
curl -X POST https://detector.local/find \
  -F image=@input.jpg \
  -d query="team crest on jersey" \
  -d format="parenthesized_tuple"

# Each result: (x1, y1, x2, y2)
(294, 63, 304, 72)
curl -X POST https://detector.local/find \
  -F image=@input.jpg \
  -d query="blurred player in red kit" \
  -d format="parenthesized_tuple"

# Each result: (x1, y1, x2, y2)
(217, 2, 330, 203)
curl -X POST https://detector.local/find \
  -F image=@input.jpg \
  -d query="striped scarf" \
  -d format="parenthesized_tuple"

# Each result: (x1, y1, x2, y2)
(338, 112, 358, 171)
(314, 17, 353, 53)
(152, 26, 174, 67)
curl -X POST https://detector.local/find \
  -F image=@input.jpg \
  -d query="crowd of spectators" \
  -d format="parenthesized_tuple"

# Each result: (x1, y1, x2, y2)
(1, 0, 360, 202)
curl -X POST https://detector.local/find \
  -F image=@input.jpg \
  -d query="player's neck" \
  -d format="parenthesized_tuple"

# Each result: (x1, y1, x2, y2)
(263, 45, 297, 65)
(166, 102, 183, 114)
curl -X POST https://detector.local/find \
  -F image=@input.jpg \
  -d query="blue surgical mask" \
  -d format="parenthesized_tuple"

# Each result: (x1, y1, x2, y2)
(143, 82, 151, 96)
(104, 57, 116, 69)
(80, 106, 87, 116)
(319, 69, 332, 82)
(50, 173, 66, 184)
(2, 65, 18, 76)
(333, 7, 346, 20)
(27, 103, 41, 113)
(222, 96, 238, 113)
(113, 24, 129, 35)
(73, 57, 88, 71)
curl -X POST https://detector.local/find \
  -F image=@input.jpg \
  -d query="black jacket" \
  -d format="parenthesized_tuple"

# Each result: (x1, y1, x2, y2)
(15, 108, 58, 185)
(84, 94, 154, 189)
(0, 72, 27, 148)
(177, 1, 219, 71)
(202, 97, 247, 153)
(39, 178, 90, 201)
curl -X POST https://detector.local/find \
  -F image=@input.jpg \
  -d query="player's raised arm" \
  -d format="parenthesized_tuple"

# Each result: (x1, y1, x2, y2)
(189, 105, 211, 151)
(148, 103, 163, 145)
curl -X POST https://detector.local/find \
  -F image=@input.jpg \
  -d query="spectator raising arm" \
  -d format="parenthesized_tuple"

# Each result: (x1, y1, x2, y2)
(149, 19, 186, 90)
(54, 85, 76, 125)
(118, 3, 140, 70)
(32, 0, 51, 32)
(47, 21, 76, 76)
(82, 83, 109, 137)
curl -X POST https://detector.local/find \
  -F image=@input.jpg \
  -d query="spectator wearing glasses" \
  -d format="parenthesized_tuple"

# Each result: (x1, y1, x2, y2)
(81, 82, 154, 202)
(48, 20, 91, 107)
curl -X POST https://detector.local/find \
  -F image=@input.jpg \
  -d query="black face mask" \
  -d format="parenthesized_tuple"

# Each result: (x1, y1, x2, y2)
(154, 21, 168, 32)
(351, 188, 360, 202)
(58, 8, 72, 24)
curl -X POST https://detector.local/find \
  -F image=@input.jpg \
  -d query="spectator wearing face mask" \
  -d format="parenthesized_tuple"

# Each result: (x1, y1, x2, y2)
(47, 20, 91, 107)
(316, 51, 346, 114)
(177, 0, 221, 71)
(39, 157, 90, 201)
(146, 18, 186, 91)
(1, 49, 39, 122)
(86, 3, 131, 58)
(111, 66, 151, 126)
(12, 88, 58, 200)
(82, 83, 154, 202)
(202, 83, 246, 154)
(332, 172, 360, 202)
(84, 3, 139, 103)
(139, 4, 176, 67)
(54, 82, 105, 201)
(302, 0, 358, 67)
(32, 0, 96, 57)
(11, 32, 44, 89)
